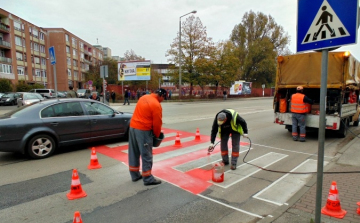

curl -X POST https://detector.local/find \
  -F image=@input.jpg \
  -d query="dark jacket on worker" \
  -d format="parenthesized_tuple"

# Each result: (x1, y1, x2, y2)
(210, 109, 248, 144)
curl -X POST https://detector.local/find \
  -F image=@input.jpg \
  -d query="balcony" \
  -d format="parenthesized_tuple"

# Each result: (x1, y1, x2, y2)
(0, 40, 11, 49)
(84, 58, 91, 64)
(0, 56, 12, 63)
(0, 24, 10, 33)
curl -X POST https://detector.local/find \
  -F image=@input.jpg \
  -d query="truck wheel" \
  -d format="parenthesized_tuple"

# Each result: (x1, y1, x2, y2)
(285, 125, 292, 132)
(338, 119, 348, 138)
(353, 117, 359, 126)
(27, 134, 56, 159)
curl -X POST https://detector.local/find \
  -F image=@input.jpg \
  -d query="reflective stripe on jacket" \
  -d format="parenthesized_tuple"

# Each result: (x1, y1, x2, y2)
(290, 93, 307, 113)
(218, 109, 244, 137)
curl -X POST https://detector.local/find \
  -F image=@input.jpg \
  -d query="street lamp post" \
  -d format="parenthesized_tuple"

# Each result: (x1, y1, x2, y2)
(179, 10, 196, 99)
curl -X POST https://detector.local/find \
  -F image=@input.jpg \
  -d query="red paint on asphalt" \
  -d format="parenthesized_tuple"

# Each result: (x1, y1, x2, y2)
(95, 127, 250, 194)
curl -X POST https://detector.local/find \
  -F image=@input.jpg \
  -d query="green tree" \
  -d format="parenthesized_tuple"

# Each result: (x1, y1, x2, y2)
(0, 78, 13, 92)
(230, 11, 290, 87)
(166, 15, 213, 95)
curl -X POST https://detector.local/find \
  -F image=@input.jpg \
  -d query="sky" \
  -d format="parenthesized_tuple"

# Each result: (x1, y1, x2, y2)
(2, 0, 360, 63)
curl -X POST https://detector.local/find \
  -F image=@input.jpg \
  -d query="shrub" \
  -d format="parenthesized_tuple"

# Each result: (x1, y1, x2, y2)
(0, 78, 13, 92)
(16, 81, 32, 92)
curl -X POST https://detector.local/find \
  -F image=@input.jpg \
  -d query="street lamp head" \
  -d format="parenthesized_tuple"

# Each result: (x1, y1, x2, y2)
(191, 10, 197, 14)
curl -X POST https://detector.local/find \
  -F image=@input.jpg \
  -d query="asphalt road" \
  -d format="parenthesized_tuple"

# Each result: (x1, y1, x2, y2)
(0, 98, 353, 223)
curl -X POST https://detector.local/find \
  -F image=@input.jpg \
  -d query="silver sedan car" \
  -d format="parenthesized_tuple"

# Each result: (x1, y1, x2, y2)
(17, 92, 45, 107)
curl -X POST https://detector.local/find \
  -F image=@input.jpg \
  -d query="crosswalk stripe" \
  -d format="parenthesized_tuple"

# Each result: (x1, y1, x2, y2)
(253, 159, 328, 205)
(210, 152, 288, 188)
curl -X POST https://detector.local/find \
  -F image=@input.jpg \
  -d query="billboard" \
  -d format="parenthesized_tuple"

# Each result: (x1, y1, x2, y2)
(118, 60, 151, 81)
(230, 81, 252, 95)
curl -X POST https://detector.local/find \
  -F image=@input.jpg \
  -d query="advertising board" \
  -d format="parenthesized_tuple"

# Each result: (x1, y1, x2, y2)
(118, 60, 151, 81)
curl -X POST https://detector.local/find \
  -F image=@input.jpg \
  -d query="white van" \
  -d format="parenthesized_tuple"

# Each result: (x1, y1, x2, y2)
(29, 89, 56, 98)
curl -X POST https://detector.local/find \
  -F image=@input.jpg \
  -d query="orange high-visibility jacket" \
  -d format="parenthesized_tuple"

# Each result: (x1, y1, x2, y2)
(130, 93, 162, 138)
(290, 93, 307, 113)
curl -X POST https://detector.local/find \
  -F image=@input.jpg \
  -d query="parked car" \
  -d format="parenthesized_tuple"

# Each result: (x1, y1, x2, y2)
(29, 89, 56, 99)
(0, 93, 21, 106)
(17, 92, 45, 107)
(0, 93, 4, 98)
(77, 89, 91, 98)
(0, 98, 132, 159)
(57, 91, 66, 98)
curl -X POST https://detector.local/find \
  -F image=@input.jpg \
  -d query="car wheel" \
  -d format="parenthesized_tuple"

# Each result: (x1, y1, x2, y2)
(27, 134, 56, 159)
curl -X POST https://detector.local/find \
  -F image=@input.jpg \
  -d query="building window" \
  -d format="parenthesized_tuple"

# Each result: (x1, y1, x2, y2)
(0, 64, 12, 74)
(66, 46, 70, 53)
(72, 37, 77, 46)
(17, 67, 25, 76)
(67, 57, 71, 65)
(14, 21, 22, 31)
(73, 49, 77, 56)
(15, 36, 22, 46)
(39, 32, 45, 40)
(32, 29, 38, 38)
(74, 71, 78, 77)
(34, 43, 39, 51)
(30, 41, 33, 49)
(80, 42, 83, 49)
(29, 26, 32, 33)
(35, 69, 41, 77)
(40, 45, 45, 53)
(41, 57, 46, 65)
(16, 52, 23, 61)
(65, 34, 69, 42)
(68, 69, 71, 77)
(34, 57, 40, 64)
(41, 70, 46, 77)
(81, 52, 84, 59)
(73, 59, 77, 67)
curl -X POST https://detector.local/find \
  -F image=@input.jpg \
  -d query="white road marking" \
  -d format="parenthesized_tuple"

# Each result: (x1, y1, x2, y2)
(198, 194, 264, 219)
(253, 159, 328, 205)
(210, 152, 288, 188)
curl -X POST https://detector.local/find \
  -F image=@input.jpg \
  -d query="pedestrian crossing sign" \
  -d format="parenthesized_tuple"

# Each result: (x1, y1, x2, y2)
(297, 0, 359, 52)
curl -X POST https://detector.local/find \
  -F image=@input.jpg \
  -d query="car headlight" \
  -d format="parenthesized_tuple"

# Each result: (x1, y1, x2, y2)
(25, 101, 31, 105)
(6, 99, 10, 101)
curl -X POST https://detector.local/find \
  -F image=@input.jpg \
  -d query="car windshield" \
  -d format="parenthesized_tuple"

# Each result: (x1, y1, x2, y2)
(77, 89, 86, 93)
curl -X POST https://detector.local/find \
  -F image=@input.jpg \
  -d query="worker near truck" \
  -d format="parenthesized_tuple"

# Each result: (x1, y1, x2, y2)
(291, 86, 314, 142)
(208, 109, 248, 170)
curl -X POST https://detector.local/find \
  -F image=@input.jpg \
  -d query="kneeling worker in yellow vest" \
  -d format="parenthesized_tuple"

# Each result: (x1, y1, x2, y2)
(208, 109, 248, 170)
(291, 86, 314, 142)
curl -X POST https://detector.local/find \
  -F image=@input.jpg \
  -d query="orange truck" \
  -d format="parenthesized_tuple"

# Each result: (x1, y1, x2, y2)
(273, 51, 360, 137)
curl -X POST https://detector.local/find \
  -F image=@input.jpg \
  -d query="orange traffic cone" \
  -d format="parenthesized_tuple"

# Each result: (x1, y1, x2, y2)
(195, 128, 201, 141)
(174, 132, 181, 146)
(321, 181, 347, 218)
(66, 169, 87, 200)
(73, 211, 83, 223)
(357, 202, 360, 215)
(88, 147, 102, 169)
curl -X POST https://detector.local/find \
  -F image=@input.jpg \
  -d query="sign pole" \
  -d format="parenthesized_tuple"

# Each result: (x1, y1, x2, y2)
(314, 49, 328, 223)
(53, 65, 57, 99)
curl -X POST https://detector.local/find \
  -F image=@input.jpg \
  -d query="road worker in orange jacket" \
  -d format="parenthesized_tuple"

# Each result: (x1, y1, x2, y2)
(291, 86, 313, 142)
(128, 88, 166, 186)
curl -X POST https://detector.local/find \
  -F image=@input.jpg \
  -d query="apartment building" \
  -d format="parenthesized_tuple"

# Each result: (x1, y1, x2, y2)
(0, 8, 50, 87)
(94, 45, 111, 59)
(0, 8, 103, 91)
(45, 28, 103, 91)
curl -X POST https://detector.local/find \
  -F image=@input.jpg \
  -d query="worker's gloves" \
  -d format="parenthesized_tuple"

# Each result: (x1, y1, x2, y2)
(208, 143, 215, 152)
(243, 134, 249, 138)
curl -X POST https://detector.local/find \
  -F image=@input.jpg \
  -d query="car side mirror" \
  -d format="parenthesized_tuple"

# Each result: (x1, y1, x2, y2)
(112, 111, 116, 117)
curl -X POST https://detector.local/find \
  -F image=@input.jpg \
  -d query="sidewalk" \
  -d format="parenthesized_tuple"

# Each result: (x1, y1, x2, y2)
(261, 131, 360, 223)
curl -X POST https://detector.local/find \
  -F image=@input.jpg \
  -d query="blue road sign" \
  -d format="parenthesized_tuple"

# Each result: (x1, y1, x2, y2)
(49, 46, 56, 65)
(297, 0, 359, 52)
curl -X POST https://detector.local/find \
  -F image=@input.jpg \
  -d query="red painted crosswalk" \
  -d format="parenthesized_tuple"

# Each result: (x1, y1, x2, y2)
(95, 128, 249, 194)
